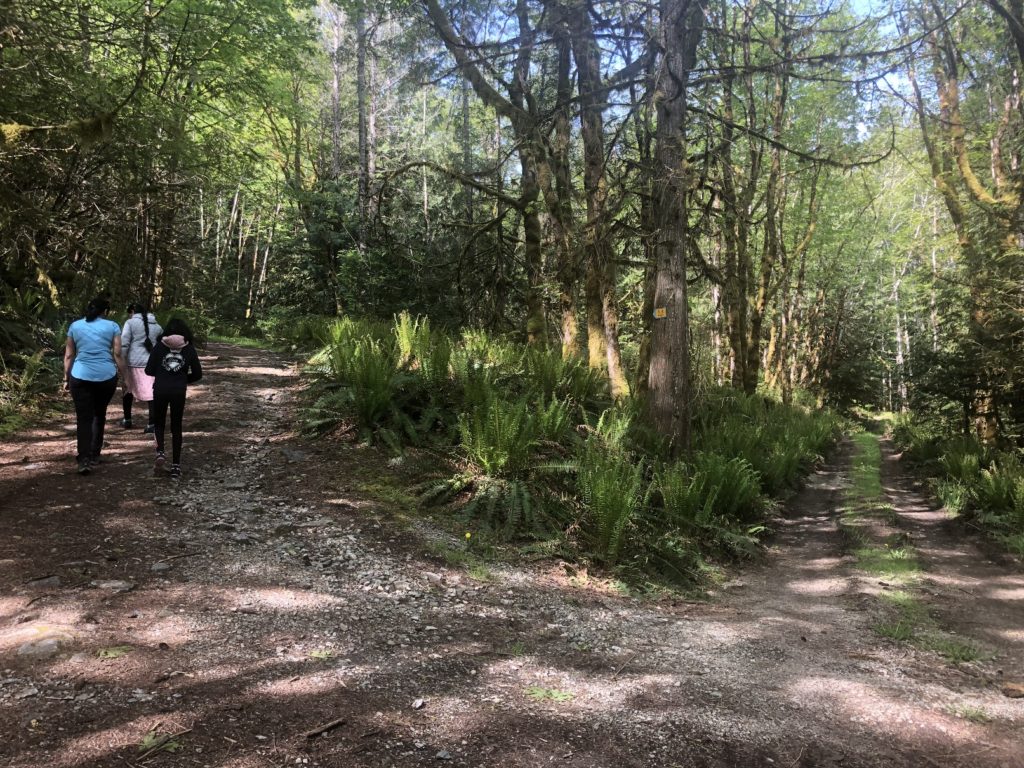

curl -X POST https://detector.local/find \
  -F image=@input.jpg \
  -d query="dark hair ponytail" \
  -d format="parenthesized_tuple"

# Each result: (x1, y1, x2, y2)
(133, 302, 154, 352)
(85, 297, 110, 322)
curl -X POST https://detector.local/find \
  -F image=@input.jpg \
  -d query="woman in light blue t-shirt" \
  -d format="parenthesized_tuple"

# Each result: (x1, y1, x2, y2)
(64, 297, 125, 475)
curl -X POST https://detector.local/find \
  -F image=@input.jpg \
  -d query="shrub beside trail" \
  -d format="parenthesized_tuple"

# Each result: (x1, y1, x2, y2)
(303, 313, 842, 586)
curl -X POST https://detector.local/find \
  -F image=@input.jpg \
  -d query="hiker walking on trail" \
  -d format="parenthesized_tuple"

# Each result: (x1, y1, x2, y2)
(120, 302, 162, 432)
(145, 318, 202, 479)
(64, 296, 125, 475)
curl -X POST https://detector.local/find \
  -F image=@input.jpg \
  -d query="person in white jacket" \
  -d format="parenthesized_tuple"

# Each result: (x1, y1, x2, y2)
(120, 302, 162, 431)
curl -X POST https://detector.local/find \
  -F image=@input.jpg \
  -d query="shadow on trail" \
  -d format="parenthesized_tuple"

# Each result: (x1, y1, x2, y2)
(1, 347, 1022, 768)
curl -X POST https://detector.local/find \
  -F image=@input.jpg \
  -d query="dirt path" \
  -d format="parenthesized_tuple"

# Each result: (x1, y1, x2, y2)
(1, 344, 1021, 768)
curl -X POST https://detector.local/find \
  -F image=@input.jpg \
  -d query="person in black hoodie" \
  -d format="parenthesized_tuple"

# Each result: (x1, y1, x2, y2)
(145, 318, 202, 478)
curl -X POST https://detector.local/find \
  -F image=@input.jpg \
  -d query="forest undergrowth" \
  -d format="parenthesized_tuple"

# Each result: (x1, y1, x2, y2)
(891, 415, 1024, 558)
(297, 312, 841, 588)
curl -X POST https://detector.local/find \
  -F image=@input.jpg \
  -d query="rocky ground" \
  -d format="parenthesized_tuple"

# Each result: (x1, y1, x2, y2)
(0, 343, 1022, 768)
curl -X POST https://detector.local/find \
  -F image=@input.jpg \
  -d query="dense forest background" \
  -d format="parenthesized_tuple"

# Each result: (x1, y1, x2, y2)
(2, 0, 1024, 563)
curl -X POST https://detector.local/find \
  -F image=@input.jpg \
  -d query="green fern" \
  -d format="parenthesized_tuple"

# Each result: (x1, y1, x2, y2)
(940, 443, 984, 484)
(521, 348, 608, 406)
(657, 452, 763, 529)
(418, 473, 475, 506)
(577, 440, 646, 564)
(394, 311, 420, 364)
(461, 477, 538, 533)
(451, 349, 500, 411)
(458, 397, 538, 477)
(535, 397, 577, 445)
(974, 456, 1022, 513)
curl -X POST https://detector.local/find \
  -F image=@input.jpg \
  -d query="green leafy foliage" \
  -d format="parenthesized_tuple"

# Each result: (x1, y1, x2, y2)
(535, 397, 576, 445)
(458, 396, 538, 478)
(257, 310, 336, 349)
(138, 728, 184, 754)
(521, 348, 608, 409)
(696, 388, 838, 495)
(577, 440, 647, 564)
(305, 314, 838, 581)
(0, 351, 58, 428)
(903, 425, 1024, 552)
(935, 479, 970, 516)
(97, 645, 134, 659)
(329, 337, 400, 431)
(524, 686, 574, 702)
(658, 453, 764, 527)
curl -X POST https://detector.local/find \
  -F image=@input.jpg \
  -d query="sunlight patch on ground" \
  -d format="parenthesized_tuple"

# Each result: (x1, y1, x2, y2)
(36, 714, 170, 768)
(228, 587, 347, 611)
(0, 620, 81, 654)
(128, 614, 194, 647)
(0, 595, 26, 621)
(790, 556, 845, 572)
(990, 627, 1024, 643)
(203, 758, 265, 768)
(917, 572, 983, 591)
(130, 583, 347, 618)
(477, 654, 685, 716)
(325, 497, 374, 509)
(986, 584, 1024, 601)
(221, 365, 292, 378)
(786, 577, 847, 596)
(101, 514, 161, 536)
(255, 669, 350, 698)
(3, 461, 50, 472)
(788, 677, 979, 743)
(163, 657, 286, 689)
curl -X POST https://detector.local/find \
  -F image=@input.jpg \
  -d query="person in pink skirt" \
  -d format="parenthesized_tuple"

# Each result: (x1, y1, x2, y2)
(120, 302, 162, 432)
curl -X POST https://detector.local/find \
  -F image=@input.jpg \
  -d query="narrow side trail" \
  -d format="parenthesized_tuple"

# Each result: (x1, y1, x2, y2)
(0, 345, 1021, 768)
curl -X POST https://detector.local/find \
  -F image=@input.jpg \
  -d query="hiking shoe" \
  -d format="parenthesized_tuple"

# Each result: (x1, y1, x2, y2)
(169, 464, 182, 479)
(77, 460, 91, 475)
(143, 424, 155, 434)
(120, 418, 133, 429)
(154, 452, 166, 475)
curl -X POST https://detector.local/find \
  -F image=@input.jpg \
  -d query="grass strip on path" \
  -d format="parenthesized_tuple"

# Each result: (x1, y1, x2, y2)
(841, 428, 981, 664)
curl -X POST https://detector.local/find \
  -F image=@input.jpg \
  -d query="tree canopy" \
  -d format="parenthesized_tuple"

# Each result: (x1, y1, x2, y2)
(2, 0, 1023, 446)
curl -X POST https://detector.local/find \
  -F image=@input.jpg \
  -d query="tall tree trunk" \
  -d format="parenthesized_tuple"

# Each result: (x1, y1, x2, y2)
(331, 10, 342, 178)
(421, 89, 430, 233)
(423, 0, 552, 342)
(647, 0, 706, 455)
(631, 1, 658, 394)
(569, 2, 627, 396)
(511, 0, 546, 344)
(356, 6, 370, 252)
(78, 1, 92, 70)
(906, 11, 1015, 442)
(549, 14, 580, 358)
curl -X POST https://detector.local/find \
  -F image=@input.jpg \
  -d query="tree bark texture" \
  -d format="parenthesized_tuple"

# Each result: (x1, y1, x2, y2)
(647, 0, 706, 455)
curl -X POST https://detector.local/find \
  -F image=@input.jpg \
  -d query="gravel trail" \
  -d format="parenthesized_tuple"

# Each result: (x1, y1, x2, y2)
(0, 344, 1021, 768)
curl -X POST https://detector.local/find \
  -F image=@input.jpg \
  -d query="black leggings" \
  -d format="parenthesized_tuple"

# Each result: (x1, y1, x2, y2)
(69, 375, 117, 462)
(152, 390, 187, 464)
(122, 392, 155, 425)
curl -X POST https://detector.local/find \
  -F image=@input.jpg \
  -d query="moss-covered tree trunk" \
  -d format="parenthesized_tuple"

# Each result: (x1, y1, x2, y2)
(569, 2, 628, 397)
(647, 0, 706, 455)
